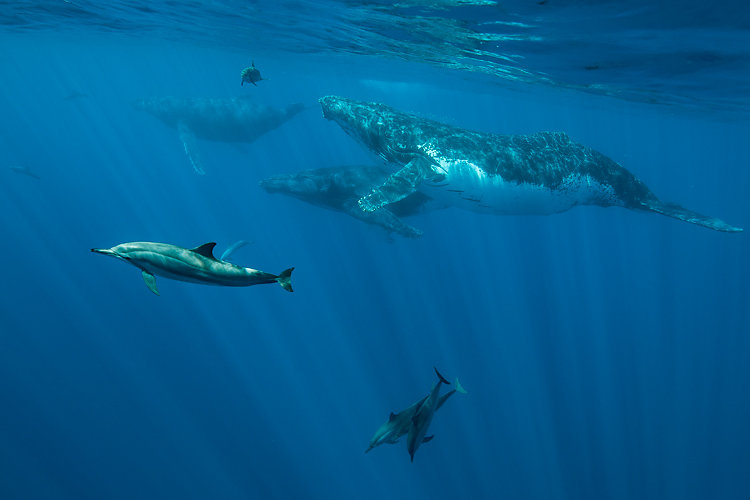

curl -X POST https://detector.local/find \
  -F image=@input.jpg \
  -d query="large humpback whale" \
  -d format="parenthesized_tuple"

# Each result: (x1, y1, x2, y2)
(319, 96, 742, 233)
(92, 241, 293, 295)
(135, 97, 304, 174)
(261, 165, 444, 239)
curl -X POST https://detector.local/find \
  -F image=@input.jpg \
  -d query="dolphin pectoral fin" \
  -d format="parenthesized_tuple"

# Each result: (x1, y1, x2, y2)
(358, 158, 430, 212)
(142, 271, 159, 295)
(177, 121, 206, 175)
(639, 199, 742, 232)
(422, 435, 434, 443)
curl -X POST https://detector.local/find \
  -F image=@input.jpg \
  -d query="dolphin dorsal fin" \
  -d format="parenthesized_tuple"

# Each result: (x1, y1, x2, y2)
(191, 242, 217, 259)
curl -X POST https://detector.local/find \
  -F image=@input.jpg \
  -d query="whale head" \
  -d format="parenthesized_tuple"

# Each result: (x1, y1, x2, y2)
(260, 167, 358, 209)
(319, 96, 421, 165)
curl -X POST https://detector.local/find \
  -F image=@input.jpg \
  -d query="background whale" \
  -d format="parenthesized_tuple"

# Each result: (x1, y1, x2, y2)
(319, 96, 742, 233)
(135, 96, 305, 174)
(260, 164, 445, 239)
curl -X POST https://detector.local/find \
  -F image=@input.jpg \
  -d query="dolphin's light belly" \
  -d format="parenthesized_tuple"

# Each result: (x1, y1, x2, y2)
(129, 251, 262, 286)
(423, 158, 623, 215)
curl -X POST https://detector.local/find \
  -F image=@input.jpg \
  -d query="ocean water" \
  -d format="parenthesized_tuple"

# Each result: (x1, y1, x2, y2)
(1, 2, 749, 499)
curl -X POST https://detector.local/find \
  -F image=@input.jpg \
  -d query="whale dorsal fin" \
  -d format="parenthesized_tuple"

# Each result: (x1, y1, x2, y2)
(388, 412, 397, 422)
(191, 242, 217, 259)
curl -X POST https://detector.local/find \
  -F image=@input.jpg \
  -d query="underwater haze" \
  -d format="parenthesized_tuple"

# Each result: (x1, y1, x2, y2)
(1, 1, 749, 499)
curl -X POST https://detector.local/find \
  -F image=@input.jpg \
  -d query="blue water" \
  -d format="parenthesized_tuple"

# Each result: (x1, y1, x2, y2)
(1, 2, 749, 499)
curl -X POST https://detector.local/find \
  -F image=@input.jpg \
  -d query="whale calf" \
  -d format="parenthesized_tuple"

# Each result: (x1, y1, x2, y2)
(135, 97, 304, 174)
(261, 165, 445, 239)
(366, 373, 465, 454)
(319, 96, 742, 233)
(92, 241, 293, 295)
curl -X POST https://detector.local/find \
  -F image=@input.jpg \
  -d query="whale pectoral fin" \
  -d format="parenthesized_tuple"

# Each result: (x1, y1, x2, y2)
(640, 199, 742, 233)
(141, 271, 159, 295)
(344, 202, 423, 238)
(422, 435, 434, 443)
(358, 158, 431, 212)
(177, 121, 206, 175)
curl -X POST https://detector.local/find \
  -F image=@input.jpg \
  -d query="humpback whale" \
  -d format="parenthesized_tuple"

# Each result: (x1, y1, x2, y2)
(366, 373, 465, 454)
(319, 96, 742, 233)
(261, 165, 445, 239)
(92, 241, 293, 295)
(135, 97, 304, 174)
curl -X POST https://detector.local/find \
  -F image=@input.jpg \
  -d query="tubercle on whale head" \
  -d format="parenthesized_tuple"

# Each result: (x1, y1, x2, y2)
(319, 95, 355, 123)
(318, 96, 400, 158)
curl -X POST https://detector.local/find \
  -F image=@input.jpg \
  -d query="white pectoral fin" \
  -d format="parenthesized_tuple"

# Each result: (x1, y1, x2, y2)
(141, 271, 159, 295)
(358, 157, 431, 212)
(177, 121, 206, 175)
(220, 240, 252, 262)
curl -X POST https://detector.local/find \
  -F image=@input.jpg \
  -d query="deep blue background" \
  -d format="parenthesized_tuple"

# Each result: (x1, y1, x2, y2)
(1, 24, 749, 500)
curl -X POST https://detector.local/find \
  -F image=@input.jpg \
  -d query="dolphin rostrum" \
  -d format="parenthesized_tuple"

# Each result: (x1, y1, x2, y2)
(319, 96, 742, 233)
(261, 165, 445, 239)
(91, 241, 293, 295)
(134, 97, 304, 174)
(366, 371, 466, 454)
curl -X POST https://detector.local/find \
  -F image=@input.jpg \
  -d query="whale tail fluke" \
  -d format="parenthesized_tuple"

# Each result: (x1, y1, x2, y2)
(276, 267, 294, 292)
(640, 199, 742, 233)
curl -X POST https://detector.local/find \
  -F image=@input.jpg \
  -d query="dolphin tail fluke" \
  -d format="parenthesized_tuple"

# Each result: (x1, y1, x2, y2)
(276, 267, 294, 292)
(640, 199, 742, 233)
(434, 367, 450, 385)
(454, 378, 467, 394)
